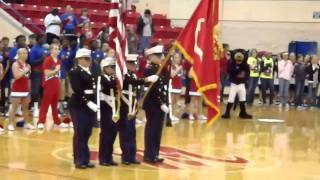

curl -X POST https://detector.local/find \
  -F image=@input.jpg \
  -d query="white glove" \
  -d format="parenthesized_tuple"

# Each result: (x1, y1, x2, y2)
(87, 101, 99, 112)
(146, 75, 159, 83)
(161, 104, 169, 114)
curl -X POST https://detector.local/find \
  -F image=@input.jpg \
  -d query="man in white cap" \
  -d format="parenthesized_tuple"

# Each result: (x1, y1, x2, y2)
(143, 45, 169, 163)
(119, 54, 159, 165)
(98, 56, 119, 166)
(68, 48, 98, 169)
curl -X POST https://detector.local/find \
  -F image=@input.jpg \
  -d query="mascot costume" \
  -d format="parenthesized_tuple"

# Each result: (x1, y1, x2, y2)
(221, 49, 252, 119)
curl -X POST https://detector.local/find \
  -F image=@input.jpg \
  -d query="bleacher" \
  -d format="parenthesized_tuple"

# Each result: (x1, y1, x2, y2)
(0, 0, 182, 47)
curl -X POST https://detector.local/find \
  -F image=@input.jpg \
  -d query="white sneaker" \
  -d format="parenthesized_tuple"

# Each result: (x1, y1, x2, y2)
(37, 123, 45, 129)
(198, 114, 207, 120)
(171, 115, 180, 121)
(285, 104, 290, 110)
(25, 123, 35, 130)
(0, 127, 4, 132)
(189, 114, 195, 120)
(56, 123, 69, 128)
(69, 122, 73, 128)
(297, 106, 305, 111)
(8, 124, 15, 131)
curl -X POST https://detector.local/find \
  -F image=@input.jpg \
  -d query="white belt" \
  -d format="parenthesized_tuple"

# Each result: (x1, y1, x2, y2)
(122, 90, 136, 96)
(100, 93, 114, 107)
(84, 90, 94, 94)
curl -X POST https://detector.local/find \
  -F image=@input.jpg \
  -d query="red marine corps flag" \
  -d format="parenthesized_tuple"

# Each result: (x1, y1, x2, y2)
(174, 0, 222, 125)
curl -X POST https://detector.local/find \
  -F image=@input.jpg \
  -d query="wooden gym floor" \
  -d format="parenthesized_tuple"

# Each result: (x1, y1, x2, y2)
(0, 105, 319, 180)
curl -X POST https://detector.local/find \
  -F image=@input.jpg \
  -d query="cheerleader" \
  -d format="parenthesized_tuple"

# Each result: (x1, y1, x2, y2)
(8, 48, 35, 131)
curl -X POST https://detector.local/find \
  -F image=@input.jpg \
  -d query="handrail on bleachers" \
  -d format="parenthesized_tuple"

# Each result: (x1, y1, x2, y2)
(0, 0, 44, 34)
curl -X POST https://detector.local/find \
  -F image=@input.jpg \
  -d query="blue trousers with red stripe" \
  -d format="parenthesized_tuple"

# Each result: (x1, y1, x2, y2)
(99, 102, 118, 163)
(70, 107, 95, 166)
(119, 106, 137, 162)
(144, 107, 165, 160)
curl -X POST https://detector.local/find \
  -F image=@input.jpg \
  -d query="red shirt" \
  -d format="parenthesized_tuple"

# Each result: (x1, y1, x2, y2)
(220, 52, 229, 75)
(137, 55, 147, 78)
(42, 56, 60, 87)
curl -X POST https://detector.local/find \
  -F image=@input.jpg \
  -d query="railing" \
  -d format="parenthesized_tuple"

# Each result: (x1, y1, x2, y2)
(0, 0, 44, 33)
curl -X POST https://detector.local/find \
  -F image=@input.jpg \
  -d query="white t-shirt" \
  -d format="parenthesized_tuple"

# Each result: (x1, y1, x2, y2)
(142, 17, 152, 37)
(44, 13, 61, 36)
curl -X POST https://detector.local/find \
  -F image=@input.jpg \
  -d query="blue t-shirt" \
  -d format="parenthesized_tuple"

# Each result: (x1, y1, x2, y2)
(8, 47, 18, 62)
(60, 13, 78, 31)
(58, 47, 73, 79)
(90, 50, 105, 76)
(28, 44, 46, 69)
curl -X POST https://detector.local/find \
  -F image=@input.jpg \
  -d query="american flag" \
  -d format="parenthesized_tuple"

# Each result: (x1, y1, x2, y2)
(108, 0, 128, 88)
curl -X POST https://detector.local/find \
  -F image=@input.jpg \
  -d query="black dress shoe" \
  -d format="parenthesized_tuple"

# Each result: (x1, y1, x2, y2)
(122, 161, 131, 165)
(86, 163, 95, 168)
(75, 164, 87, 169)
(130, 159, 141, 164)
(155, 157, 164, 163)
(100, 161, 118, 166)
(143, 157, 157, 164)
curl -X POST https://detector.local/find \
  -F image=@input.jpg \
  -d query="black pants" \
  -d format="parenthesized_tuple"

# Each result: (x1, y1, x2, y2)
(261, 78, 274, 104)
(144, 107, 165, 159)
(70, 107, 95, 166)
(99, 102, 118, 163)
(46, 33, 59, 44)
(119, 105, 137, 162)
(30, 71, 43, 105)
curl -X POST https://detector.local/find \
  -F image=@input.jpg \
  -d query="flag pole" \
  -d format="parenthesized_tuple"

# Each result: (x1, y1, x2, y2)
(141, 44, 176, 107)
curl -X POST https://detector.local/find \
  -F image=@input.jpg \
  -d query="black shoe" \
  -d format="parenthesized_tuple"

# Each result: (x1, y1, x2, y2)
(155, 157, 164, 163)
(100, 161, 118, 166)
(122, 161, 131, 165)
(130, 159, 141, 164)
(239, 101, 252, 119)
(143, 157, 157, 164)
(86, 163, 95, 168)
(221, 113, 230, 119)
(75, 164, 87, 169)
(239, 113, 252, 119)
(181, 113, 189, 119)
(221, 103, 233, 119)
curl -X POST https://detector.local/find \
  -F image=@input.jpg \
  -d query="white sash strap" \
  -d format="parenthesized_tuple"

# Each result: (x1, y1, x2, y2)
(11, 92, 29, 97)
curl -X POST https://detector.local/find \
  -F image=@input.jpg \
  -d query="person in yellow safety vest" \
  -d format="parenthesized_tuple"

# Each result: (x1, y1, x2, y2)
(246, 49, 260, 105)
(260, 52, 275, 105)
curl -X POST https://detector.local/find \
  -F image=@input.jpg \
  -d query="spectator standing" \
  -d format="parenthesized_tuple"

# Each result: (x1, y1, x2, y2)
(60, 5, 78, 35)
(305, 55, 319, 108)
(246, 49, 260, 105)
(29, 34, 47, 117)
(293, 54, 306, 110)
(78, 8, 90, 28)
(278, 52, 294, 109)
(137, 9, 154, 53)
(127, 25, 138, 54)
(44, 8, 61, 44)
(219, 44, 230, 103)
(260, 52, 275, 105)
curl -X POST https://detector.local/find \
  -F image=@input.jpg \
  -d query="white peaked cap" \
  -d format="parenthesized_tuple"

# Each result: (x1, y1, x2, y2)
(75, 48, 91, 59)
(145, 45, 164, 56)
(100, 57, 116, 70)
(126, 54, 139, 62)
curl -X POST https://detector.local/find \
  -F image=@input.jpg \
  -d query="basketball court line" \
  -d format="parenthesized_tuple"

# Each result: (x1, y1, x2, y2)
(0, 164, 87, 180)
